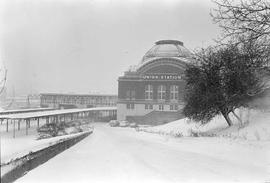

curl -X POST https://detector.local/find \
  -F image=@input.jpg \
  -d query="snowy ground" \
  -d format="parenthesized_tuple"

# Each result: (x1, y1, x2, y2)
(1, 119, 46, 163)
(1, 118, 92, 177)
(139, 109, 270, 141)
(0, 119, 89, 164)
(15, 123, 270, 183)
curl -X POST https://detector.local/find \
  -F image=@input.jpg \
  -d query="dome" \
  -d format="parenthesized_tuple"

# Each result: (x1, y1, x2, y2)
(141, 40, 193, 64)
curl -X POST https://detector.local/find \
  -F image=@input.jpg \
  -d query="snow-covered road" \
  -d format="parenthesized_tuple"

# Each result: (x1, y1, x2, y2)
(16, 123, 269, 183)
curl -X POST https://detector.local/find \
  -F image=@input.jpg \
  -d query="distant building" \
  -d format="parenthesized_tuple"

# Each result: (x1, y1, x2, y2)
(117, 40, 194, 125)
(40, 93, 117, 109)
(3, 94, 41, 110)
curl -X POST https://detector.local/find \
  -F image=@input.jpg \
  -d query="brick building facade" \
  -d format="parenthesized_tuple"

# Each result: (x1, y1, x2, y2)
(117, 40, 194, 124)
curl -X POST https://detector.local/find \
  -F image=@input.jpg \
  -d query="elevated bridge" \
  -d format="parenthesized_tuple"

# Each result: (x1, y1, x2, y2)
(0, 108, 54, 115)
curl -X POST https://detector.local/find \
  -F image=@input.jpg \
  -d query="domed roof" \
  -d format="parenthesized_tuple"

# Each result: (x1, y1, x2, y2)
(141, 40, 193, 64)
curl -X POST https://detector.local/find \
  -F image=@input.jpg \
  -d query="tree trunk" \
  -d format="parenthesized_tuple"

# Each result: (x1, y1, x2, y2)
(232, 110, 243, 125)
(221, 111, 233, 126)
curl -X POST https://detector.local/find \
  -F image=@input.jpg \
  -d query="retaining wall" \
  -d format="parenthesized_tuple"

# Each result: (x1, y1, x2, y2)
(1, 131, 91, 183)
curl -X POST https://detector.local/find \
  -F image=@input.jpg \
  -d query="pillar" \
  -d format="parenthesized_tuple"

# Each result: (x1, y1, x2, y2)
(18, 119, 21, 130)
(37, 118, 40, 128)
(26, 119, 29, 135)
(6, 119, 9, 132)
(13, 119, 16, 138)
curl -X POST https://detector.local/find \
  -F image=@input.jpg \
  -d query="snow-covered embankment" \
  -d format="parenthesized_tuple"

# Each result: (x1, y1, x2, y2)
(138, 109, 270, 141)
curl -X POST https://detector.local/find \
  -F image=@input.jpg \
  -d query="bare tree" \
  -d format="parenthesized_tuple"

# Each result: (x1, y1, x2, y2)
(211, 0, 270, 55)
(211, 0, 270, 80)
(211, 0, 270, 45)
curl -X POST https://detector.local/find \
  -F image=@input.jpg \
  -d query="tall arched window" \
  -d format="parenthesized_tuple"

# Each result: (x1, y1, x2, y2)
(170, 85, 179, 100)
(145, 85, 153, 100)
(157, 85, 166, 100)
(126, 90, 136, 100)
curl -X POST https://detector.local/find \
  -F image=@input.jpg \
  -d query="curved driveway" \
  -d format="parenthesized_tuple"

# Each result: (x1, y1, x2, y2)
(17, 123, 269, 183)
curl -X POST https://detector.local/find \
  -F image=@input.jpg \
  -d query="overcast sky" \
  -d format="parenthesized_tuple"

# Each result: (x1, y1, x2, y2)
(0, 0, 221, 96)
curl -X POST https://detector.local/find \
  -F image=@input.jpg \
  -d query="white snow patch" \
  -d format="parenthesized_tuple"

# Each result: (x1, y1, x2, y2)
(1, 131, 90, 165)
(140, 109, 270, 141)
(0, 118, 92, 165)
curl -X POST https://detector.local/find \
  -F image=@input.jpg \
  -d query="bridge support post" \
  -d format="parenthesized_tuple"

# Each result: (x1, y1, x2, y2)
(18, 119, 21, 130)
(26, 119, 29, 135)
(13, 119, 16, 138)
(6, 119, 9, 132)
(37, 118, 40, 128)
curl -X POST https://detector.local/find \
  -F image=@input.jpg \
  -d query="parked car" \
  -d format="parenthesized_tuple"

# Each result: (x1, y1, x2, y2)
(119, 120, 129, 127)
(129, 122, 138, 128)
(109, 120, 119, 127)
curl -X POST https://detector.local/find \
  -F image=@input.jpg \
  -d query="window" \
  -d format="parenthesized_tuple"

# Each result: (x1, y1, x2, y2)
(145, 104, 153, 110)
(159, 104, 164, 111)
(126, 103, 134, 110)
(170, 105, 178, 111)
(126, 90, 130, 100)
(131, 90, 135, 100)
(80, 97, 85, 105)
(126, 90, 136, 100)
(170, 85, 179, 100)
(157, 85, 166, 100)
(145, 85, 153, 100)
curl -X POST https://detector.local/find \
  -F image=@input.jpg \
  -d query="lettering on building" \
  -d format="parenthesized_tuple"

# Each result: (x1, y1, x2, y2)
(142, 75, 183, 80)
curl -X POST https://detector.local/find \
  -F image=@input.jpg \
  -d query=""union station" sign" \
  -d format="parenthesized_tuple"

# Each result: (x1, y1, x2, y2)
(142, 74, 183, 80)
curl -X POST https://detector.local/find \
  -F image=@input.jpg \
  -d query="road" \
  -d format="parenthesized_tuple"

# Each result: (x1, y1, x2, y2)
(16, 123, 269, 183)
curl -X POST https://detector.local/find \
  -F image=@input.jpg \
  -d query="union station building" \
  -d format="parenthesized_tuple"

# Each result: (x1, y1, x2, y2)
(117, 40, 194, 125)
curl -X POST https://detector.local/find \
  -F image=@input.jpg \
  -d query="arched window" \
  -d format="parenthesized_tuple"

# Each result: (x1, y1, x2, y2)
(145, 85, 153, 100)
(170, 85, 178, 100)
(157, 85, 166, 100)
(126, 90, 136, 100)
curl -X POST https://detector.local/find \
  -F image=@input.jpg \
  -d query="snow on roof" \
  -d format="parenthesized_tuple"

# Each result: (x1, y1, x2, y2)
(0, 107, 116, 120)
(140, 40, 193, 65)
(136, 56, 192, 72)
(40, 93, 117, 97)
(0, 108, 54, 115)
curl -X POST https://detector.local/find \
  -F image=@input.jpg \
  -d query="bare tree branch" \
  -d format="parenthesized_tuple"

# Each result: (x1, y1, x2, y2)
(211, 0, 270, 44)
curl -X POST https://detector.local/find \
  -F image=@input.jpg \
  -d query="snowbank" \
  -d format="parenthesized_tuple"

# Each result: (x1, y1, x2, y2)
(219, 110, 270, 140)
(1, 132, 91, 165)
(139, 109, 270, 141)
(1, 131, 92, 180)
